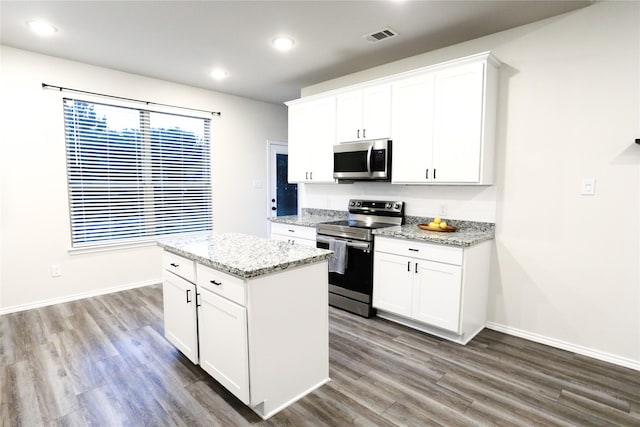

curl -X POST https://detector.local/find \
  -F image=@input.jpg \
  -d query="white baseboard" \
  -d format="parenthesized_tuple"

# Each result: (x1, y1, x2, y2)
(485, 321, 640, 372)
(0, 279, 162, 315)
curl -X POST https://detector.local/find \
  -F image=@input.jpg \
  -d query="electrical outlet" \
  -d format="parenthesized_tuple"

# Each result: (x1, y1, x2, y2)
(439, 204, 448, 216)
(581, 178, 596, 195)
(51, 263, 61, 277)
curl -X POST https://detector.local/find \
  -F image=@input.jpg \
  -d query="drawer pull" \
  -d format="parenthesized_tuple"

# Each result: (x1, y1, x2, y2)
(170, 262, 179, 267)
(408, 248, 419, 252)
(288, 229, 295, 233)
(186, 289, 192, 303)
(210, 280, 222, 286)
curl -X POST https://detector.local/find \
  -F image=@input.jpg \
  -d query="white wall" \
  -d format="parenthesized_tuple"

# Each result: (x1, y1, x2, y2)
(0, 46, 287, 312)
(302, 2, 640, 367)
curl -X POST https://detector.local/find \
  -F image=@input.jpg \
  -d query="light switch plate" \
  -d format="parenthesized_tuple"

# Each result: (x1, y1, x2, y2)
(581, 178, 596, 195)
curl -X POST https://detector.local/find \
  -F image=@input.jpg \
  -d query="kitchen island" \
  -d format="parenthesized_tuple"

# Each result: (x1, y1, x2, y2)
(157, 232, 332, 420)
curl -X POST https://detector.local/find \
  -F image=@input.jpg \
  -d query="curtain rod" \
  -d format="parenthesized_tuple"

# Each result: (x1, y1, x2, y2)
(42, 83, 221, 117)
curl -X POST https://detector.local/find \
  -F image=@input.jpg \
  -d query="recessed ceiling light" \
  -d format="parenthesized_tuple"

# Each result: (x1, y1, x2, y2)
(210, 68, 228, 80)
(272, 36, 295, 51)
(27, 20, 58, 36)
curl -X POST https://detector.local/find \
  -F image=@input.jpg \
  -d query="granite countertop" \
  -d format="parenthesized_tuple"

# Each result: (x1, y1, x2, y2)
(269, 209, 495, 247)
(158, 232, 332, 279)
(268, 208, 348, 227)
(373, 217, 495, 247)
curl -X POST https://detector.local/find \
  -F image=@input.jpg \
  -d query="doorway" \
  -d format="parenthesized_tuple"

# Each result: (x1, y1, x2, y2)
(268, 141, 298, 219)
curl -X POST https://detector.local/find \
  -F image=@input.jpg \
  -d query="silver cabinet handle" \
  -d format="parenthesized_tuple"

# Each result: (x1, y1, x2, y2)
(363, 128, 366, 139)
(434, 169, 437, 180)
(186, 289, 192, 303)
(415, 262, 418, 274)
(170, 263, 179, 267)
(425, 169, 429, 180)
(306, 171, 309, 180)
(407, 261, 410, 272)
(357, 129, 360, 139)
(310, 171, 313, 180)
(196, 292, 201, 307)
(210, 280, 222, 286)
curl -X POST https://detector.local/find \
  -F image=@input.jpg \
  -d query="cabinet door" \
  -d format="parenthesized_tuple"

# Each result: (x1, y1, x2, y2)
(412, 260, 462, 332)
(391, 73, 435, 183)
(287, 101, 311, 182)
(162, 273, 198, 364)
(336, 90, 363, 142)
(433, 62, 484, 183)
(308, 96, 336, 182)
(372, 252, 413, 317)
(288, 96, 336, 183)
(362, 84, 391, 140)
(198, 288, 250, 404)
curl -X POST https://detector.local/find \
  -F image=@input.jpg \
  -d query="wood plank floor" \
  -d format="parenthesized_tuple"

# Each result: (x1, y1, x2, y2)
(1, 284, 639, 426)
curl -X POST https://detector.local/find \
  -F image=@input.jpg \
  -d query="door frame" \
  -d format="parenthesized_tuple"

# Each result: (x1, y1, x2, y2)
(266, 140, 294, 234)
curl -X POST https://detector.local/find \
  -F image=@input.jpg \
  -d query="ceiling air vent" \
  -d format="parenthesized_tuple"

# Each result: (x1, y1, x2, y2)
(364, 27, 398, 43)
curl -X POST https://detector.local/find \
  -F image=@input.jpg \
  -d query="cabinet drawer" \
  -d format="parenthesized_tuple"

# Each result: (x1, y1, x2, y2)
(270, 223, 317, 241)
(197, 263, 246, 306)
(375, 237, 463, 266)
(162, 251, 196, 283)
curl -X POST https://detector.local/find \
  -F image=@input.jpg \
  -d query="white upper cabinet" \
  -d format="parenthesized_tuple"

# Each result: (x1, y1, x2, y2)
(336, 84, 391, 143)
(432, 61, 485, 183)
(390, 73, 435, 183)
(287, 95, 336, 183)
(391, 53, 499, 185)
(287, 52, 499, 185)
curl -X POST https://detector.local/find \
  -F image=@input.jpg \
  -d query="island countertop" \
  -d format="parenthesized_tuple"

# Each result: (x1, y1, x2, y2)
(158, 232, 332, 279)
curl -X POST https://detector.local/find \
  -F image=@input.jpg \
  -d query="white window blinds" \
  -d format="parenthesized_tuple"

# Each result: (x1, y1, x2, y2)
(63, 98, 212, 247)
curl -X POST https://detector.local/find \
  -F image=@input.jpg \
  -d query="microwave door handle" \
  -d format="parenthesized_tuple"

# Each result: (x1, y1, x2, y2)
(366, 144, 373, 176)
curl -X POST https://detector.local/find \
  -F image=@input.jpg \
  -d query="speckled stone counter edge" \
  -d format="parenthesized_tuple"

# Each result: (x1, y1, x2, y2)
(158, 233, 332, 279)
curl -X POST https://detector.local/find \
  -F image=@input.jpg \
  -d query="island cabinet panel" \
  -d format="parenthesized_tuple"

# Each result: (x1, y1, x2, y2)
(198, 287, 249, 404)
(246, 261, 329, 418)
(162, 250, 196, 283)
(160, 238, 330, 420)
(162, 270, 198, 364)
(197, 263, 245, 306)
(373, 237, 490, 344)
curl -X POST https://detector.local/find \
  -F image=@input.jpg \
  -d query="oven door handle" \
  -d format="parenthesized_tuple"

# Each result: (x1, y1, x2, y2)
(366, 144, 373, 176)
(316, 235, 371, 252)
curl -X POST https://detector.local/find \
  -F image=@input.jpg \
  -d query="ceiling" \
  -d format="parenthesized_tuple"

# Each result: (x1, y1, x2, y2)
(0, 1, 592, 104)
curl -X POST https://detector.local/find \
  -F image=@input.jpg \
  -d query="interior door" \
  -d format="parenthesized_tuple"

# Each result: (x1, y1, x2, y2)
(268, 142, 298, 217)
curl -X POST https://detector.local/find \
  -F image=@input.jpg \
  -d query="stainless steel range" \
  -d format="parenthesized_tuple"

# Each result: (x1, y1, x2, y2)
(316, 199, 404, 317)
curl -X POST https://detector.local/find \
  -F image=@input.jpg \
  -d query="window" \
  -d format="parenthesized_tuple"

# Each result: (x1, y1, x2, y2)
(63, 98, 212, 247)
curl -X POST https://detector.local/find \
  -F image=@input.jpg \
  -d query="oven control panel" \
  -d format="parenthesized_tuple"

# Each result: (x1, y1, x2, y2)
(348, 199, 404, 216)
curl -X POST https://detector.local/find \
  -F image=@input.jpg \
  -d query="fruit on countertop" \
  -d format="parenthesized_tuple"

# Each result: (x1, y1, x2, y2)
(439, 222, 448, 229)
(434, 217, 442, 224)
(429, 221, 438, 227)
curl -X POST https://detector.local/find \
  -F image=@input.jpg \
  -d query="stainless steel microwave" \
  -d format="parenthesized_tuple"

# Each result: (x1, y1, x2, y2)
(333, 139, 392, 182)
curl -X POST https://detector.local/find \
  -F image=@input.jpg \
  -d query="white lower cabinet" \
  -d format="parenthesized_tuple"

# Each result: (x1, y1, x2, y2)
(198, 287, 249, 404)
(373, 237, 490, 344)
(162, 256, 198, 364)
(269, 223, 317, 247)
(161, 249, 329, 420)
